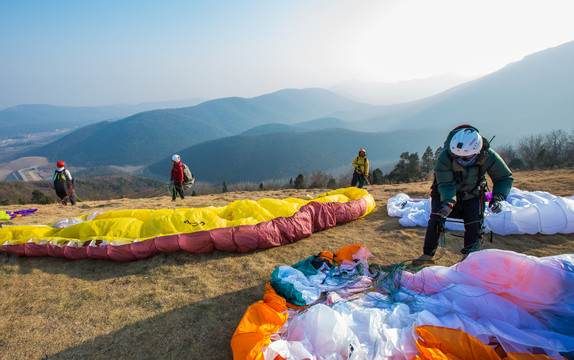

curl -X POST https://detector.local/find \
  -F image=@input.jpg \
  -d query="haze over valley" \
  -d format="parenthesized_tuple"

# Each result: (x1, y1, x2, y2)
(2, 40, 573, 185)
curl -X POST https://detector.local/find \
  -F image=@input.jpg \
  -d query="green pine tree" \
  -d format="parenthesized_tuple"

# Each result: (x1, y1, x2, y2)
(327, 178, 337, 189)
(371, 168, 384, 184)
(294, 174, 305, 189)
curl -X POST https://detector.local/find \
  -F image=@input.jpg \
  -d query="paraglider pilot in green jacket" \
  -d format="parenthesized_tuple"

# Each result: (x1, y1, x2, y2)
(412, 125, 514, 267)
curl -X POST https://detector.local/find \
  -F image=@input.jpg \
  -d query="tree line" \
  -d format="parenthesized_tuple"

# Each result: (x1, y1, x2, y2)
(495, 129, 574, 170)
(283, 128, 574, 188)
(207, 142, 443, 192)
(4, 129, 571, 205)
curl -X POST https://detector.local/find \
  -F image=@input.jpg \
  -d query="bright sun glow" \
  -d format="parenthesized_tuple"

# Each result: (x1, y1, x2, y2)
(0, 0, 573, 107)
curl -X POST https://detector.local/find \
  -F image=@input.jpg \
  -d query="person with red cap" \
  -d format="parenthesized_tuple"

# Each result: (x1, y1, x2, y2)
(53, 160, 76, 205)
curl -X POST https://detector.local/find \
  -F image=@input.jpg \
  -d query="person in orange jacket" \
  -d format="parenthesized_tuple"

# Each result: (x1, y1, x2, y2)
(351, 148, 369, 188)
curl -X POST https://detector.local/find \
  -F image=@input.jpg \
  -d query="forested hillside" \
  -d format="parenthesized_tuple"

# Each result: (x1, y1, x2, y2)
(145, 127, 446, 183)
(22, 89, 368, 166)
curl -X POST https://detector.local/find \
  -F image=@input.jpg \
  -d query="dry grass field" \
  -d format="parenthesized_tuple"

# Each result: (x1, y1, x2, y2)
(1, 169, 573, 360)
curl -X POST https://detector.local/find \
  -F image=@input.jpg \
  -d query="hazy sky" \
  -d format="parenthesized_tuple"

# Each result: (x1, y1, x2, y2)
(1, 0, 573, 109)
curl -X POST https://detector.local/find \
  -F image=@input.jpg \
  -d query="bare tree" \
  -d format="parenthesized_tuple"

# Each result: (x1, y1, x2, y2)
(309, 171, 332, 189)
(567, 129, 574, 166)
(495, 144, 516, 163)
(517, 135, 545, 169)
(337, 171, 353, 188)
(544, 129, 569, 167)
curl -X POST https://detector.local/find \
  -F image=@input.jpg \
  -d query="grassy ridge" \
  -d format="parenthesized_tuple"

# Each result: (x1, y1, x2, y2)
(1, 169, 573, 360)
(0, 176, 167, 205)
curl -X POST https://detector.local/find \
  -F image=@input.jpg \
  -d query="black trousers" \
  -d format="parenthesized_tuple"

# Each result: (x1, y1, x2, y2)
(58, 192, 76, 205)
(351, 171, 367, 188)
(172, 182, 185, 200)
(423, 194, 482, 256)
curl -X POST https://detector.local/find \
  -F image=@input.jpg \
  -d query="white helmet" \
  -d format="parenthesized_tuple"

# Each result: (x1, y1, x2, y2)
(171, 154, 181, 162)
(449, 128, 483, 157)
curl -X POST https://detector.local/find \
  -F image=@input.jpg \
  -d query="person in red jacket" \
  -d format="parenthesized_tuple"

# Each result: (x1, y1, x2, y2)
(170, 154, 185, 201)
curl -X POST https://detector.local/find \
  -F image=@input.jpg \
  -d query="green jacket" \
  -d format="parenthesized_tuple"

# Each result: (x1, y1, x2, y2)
(435, 127, 514, 204)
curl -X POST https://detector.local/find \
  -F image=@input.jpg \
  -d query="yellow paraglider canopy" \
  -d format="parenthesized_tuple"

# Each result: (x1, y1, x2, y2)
(0, 187, 375, 261)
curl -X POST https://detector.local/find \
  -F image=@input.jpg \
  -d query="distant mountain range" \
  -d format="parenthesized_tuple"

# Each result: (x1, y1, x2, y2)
(8, 40, 574, 184)
(22, 89, 370, 166)
(356, 41, 574, 141)
(145, 127, 446, 183)
(0, 98, 205, 139)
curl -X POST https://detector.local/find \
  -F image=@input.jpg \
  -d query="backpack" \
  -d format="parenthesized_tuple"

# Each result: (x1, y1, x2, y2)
(181, 163, 195, 190)
(53, 170, 70, 198)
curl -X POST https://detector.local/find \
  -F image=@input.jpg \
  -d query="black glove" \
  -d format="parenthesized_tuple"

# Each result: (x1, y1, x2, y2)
(437, 202, 453, 219)
(489, 196, 503, 213)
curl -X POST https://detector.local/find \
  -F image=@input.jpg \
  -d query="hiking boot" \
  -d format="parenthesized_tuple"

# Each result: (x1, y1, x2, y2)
(412, 254, 435, 267)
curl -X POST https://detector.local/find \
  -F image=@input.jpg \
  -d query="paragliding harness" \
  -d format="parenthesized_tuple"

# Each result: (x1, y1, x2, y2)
(181, 163, 195, 190)
(53, 169, 75, 205)
(439, 181, 493, 244)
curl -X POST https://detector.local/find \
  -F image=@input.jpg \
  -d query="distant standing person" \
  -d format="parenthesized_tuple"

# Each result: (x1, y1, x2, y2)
(351, 148, 369, 188)
(53, 160, 76, 205)
(170, 154, 185, 201)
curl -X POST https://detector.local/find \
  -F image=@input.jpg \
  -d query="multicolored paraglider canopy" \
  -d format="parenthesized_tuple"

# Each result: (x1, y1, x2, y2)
(232, 245, 574, 359)
(0, 188, 375, 261)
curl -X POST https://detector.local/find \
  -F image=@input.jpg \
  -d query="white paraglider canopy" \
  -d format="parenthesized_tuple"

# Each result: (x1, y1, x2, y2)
(387, 188, 574, 235)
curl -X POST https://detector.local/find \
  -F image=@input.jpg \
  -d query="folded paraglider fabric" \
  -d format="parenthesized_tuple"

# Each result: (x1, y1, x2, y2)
(231, 245, 574, 359)
(387, 188, 574, 235)
(0, 188, 375, 261)
(0, 209, 37, 220)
